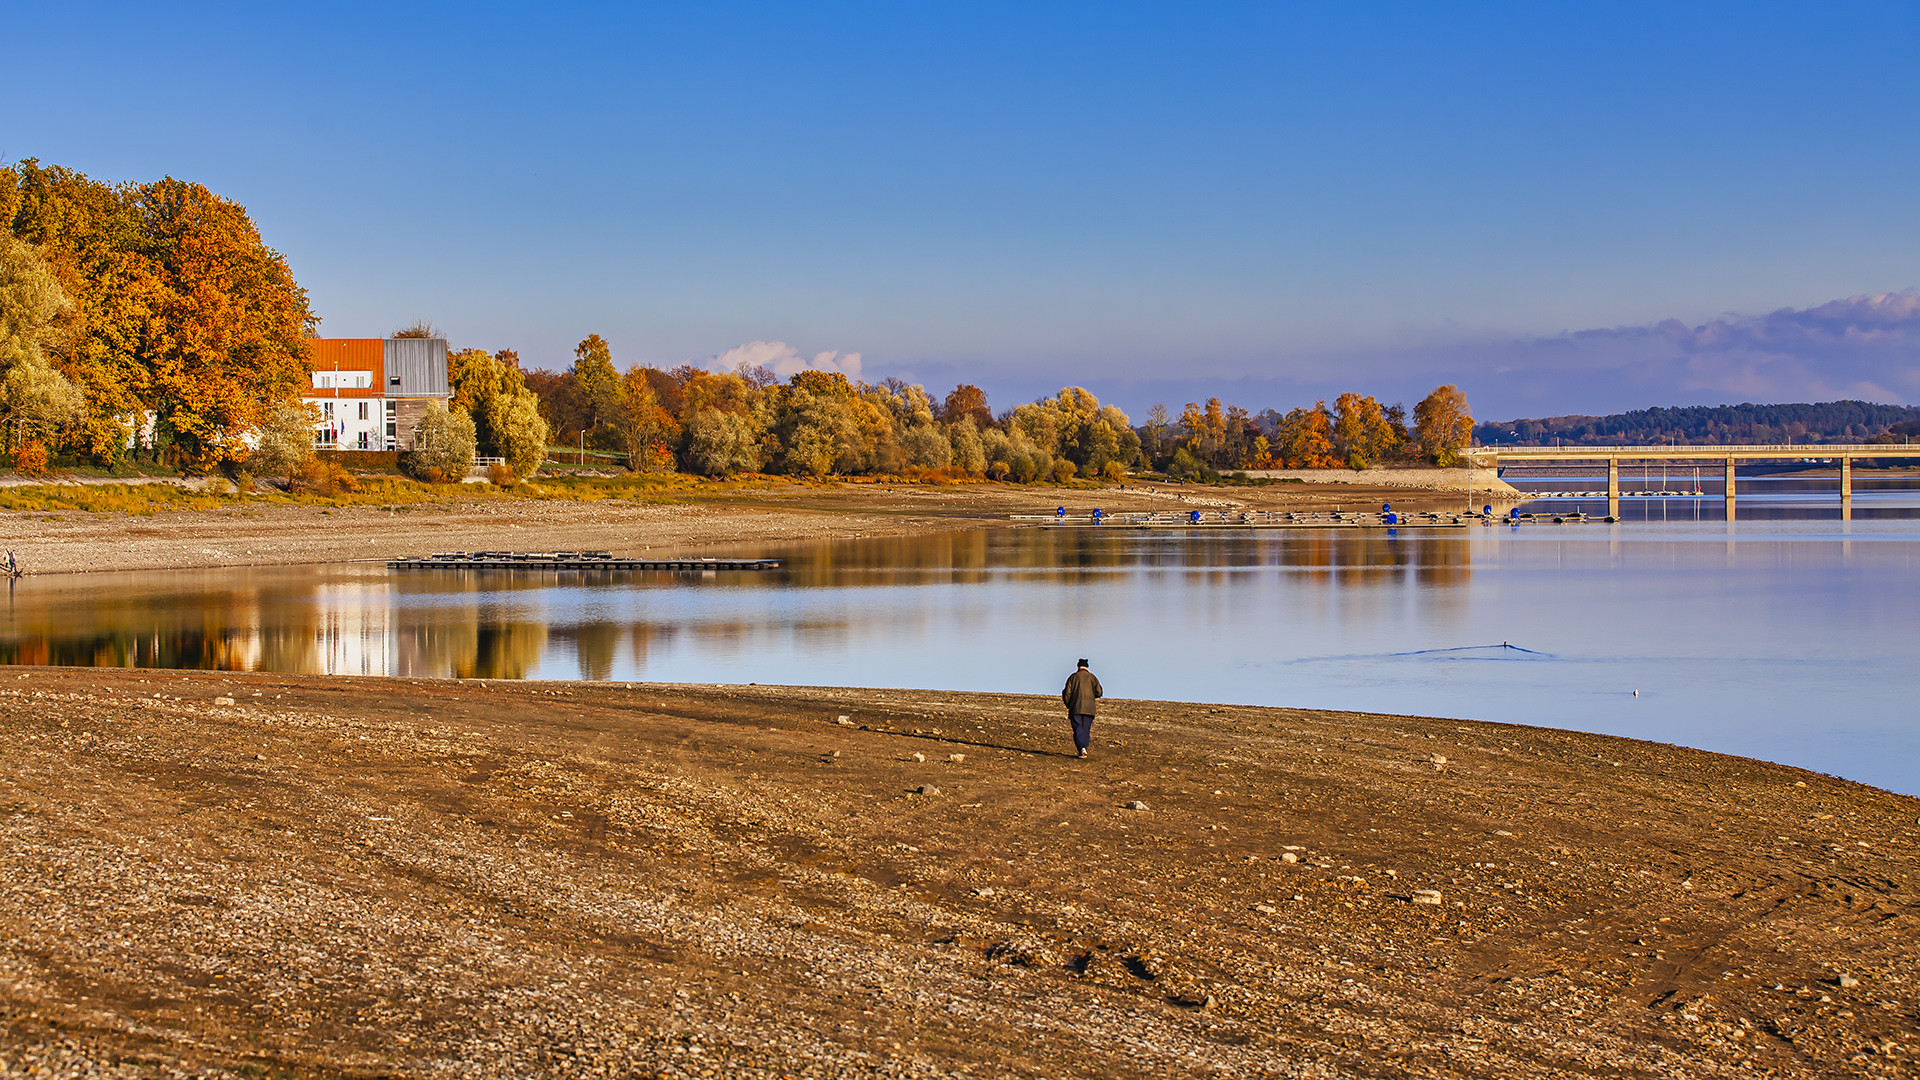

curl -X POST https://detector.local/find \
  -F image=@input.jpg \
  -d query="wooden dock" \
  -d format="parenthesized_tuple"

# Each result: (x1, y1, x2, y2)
(388, 552, 781, 572)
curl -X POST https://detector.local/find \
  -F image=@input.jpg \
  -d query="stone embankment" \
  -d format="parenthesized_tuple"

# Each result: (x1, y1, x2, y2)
(1239, 467, 1526, 497)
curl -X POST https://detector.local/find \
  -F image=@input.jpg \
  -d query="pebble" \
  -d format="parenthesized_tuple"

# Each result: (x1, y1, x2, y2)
(1279, 852, 1299, 864)
(1412, 890, 1443, 906)
(214, 696, 236, 706)
(836, 716, 852, 725)
(948, 753, 965, 763)
(1429, 754, 1448, 765)
(1126, 800, 1149, 811)
(917, 784, 940, 796)
(911, 752, 926, 762)
(1838, 974, 1860, 988)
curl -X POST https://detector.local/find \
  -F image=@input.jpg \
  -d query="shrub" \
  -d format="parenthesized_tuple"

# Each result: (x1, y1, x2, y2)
(400, 403, 477, 482)
(1052, 459, 1078, 483)
(290, 458, 359, 496)
(12, 444, 48, 475)
(488, 462, 517, 486)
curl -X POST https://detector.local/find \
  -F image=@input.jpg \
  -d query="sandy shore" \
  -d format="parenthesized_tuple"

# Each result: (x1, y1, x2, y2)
(0, 478, 1479, 576)
(2, 668, 1915, 1078)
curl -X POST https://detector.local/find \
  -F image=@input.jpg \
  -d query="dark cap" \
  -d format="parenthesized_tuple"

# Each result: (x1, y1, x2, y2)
(1077, 658, 1089, 667)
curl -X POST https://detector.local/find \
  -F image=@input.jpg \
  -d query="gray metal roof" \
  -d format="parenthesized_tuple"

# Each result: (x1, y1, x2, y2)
(384, 338, 450, 398)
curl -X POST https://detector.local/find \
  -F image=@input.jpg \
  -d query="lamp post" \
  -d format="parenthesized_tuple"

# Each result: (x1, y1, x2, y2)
(579, 420, 598, 466)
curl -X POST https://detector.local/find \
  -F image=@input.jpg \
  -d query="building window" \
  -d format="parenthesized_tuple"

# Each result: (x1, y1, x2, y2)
(358, 401, 369, 421)
(322, 401, 334, 418)
(313, 371, 373, 390)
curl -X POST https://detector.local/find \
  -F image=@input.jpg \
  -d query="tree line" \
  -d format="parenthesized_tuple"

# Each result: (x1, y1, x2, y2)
(0, 160, 1477, 483)
(522, 338, 1477, 480)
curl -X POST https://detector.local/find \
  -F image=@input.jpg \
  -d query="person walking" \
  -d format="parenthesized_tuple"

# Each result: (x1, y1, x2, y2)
(1061, 658, 1103, 759)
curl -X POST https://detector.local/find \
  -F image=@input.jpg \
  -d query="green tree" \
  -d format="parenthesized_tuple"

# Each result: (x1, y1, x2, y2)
(401, 402, 477, 481)
(0, 234, 74, 374)
(572, 334, 623, 449)
(683, 408, 761, 476)
(448, 347, 548, 476)
(250, 399, 318, 479)
(489, 391, 550, 478)
(947, 416, 986, 473)
(0, 355, 85, 449)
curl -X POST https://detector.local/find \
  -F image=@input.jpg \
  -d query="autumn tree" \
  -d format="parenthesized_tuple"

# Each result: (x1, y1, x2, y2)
(941, 384, 992, 428)
(1413, 384, 1475, 465)
(3, 162, 316, 471)
(617, 367, 678, 470)
(1272, 403, 1340, 468)
(1331, 392, 1396, 469)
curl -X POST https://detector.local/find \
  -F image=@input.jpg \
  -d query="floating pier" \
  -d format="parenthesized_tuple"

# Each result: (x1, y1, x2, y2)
(1016, 509, 1625, 529)
(388, 551, 781, 572)
(1016, 510, 1471, 530)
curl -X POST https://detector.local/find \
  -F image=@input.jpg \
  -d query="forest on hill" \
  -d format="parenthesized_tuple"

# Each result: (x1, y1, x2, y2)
(1475, 400, 1920, 447)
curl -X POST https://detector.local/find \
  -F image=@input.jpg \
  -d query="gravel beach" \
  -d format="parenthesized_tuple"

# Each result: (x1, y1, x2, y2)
(2, 669, 1915, 1078)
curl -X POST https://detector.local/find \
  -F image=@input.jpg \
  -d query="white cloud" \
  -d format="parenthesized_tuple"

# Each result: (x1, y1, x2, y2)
(708, 341, 862, 381)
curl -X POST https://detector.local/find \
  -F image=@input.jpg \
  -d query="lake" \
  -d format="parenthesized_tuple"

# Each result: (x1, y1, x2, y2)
(6, 479, 1917, 794)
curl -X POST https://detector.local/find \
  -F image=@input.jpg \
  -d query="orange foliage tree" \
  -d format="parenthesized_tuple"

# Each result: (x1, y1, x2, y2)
(2, 161, 315, 471)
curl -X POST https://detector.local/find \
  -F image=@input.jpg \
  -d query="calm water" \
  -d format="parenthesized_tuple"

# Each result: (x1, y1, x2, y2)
(5, 492, 1918, 794)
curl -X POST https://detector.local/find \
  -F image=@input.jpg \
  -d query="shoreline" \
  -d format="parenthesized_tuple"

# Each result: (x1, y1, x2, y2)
(0, 477, 1481, 576)
(1, 668, 1912, 1077)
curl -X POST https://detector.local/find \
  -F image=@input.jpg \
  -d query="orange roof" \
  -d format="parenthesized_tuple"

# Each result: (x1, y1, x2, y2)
(305, 339, 385, 397)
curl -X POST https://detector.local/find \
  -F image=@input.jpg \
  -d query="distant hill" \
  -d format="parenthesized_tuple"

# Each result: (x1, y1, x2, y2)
(1475, 400, 1920, 446)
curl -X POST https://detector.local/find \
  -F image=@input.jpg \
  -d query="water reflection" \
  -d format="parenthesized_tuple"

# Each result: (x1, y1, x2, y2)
(0, 529, 1475, 682)
(5, 515, 1919, 793)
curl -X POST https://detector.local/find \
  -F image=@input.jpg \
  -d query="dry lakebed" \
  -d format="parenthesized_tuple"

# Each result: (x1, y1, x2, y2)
(1, 669, 1916, 1078)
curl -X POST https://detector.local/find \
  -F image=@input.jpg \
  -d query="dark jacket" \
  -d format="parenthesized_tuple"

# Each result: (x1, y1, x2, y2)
(1062, 669, 1103, 716)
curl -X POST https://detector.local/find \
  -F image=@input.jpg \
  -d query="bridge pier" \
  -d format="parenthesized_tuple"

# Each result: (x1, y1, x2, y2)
(1724, 458, 1737, 521)
(1607, 458, 1620, 519)
(1842, 456, 1852, 521)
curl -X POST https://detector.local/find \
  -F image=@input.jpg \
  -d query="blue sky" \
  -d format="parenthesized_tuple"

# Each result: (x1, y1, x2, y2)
(8, 2, 1918, 419)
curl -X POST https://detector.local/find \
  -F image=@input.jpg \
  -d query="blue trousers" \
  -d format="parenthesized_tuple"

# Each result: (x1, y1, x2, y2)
(1070, 713, 1094, 751)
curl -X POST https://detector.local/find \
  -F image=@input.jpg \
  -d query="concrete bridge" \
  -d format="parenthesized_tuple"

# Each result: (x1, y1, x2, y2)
(1465, 443, 1920, 520)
